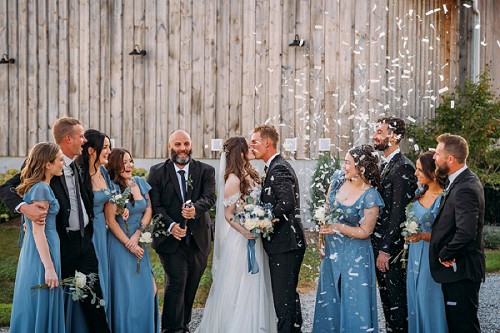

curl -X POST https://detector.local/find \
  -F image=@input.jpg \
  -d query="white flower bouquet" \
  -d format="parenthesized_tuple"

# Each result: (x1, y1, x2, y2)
(32, 270, 105, 308)
(392, 202, 422, 268)
(136, 214, 162, 274)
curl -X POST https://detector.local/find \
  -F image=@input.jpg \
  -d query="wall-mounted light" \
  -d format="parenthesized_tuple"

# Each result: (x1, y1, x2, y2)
(129, 45, 147, 57)
(0, 53, 15, 64)
(289, 35, 305, 47)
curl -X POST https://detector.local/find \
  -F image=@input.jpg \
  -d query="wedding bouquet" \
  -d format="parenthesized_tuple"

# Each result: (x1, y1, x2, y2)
(136, 214, 162, 274)
(233, 192, 275, 274)
(392, 202, 421, 268)
(107, 186, 131, 232)
(313, 205, 330, 257)
(32, 270, 105, 308)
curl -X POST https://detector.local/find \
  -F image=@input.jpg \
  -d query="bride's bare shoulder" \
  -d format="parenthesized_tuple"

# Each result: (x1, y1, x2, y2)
(224, 173, 241, 195)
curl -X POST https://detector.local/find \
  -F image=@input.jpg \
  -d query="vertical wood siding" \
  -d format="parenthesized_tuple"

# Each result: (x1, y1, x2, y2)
(0, 0, 497, 158)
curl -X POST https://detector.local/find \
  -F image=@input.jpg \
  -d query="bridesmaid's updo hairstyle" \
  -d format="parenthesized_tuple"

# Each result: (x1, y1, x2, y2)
(223, 137, 260, 196)
(75, 129, 111, 195)
(107, 148, 135, 206)
(414, 151, 446, 200)
(348, 144, 381, 189)
(17, 142, 61, 196)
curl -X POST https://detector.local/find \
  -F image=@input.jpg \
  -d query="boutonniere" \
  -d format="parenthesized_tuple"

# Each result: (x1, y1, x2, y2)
(75, 163, 83, 175)
(187, 175, 194, 190)
(442, 189, 449, 198)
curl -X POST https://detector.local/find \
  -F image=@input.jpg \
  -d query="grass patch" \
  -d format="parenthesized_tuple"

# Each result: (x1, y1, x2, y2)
(0, 304, 12, 326)
(486, 249, 500, 273)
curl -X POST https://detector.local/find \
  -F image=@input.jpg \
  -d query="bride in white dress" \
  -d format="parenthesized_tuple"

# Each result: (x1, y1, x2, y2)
(195, 137, 277, 333)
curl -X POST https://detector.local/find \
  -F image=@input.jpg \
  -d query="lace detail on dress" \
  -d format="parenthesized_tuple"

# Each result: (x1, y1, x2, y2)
(223, 192, 241, 207)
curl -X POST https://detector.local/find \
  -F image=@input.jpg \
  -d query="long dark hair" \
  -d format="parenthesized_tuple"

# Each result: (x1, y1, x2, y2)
(75, 129, 110, 196)
(414, 151, 446, 200)
(107, 148, 135, 206)
(348, 144, 381, 189)
(223, 137, 260, 197)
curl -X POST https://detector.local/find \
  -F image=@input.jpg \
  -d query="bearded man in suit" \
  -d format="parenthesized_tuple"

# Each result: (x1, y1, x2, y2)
(371, 116, 417, 333)
(250, 124, 306, 333)
(148, 130, 216, 333)
(430, 133, 485, 333)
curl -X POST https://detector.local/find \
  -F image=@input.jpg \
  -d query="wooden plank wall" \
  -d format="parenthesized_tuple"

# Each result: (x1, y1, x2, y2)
(0, 0, 497, 159)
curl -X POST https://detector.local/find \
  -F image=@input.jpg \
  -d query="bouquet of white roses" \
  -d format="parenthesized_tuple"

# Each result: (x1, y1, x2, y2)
(392, 202, 422, 268)
(136, 214, 162, 274)
(233, 194, 276, 274)
(313, 205, 330, 257)
(32, 270, 105, 308)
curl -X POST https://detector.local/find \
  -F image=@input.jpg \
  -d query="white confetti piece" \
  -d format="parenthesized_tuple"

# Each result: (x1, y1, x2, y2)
(475, 24, 480, 30)
(407, 116, 416, 123)
(497, 40, 500, 48)
(463, 3, 471, 8)
(425, 9, 434, 16)
(422, 38, 429, 43)
(315, 25, 323, 30)
(451, 100, 455, 108)
(438, 87, 449, 94)
(439, 75, 444, 81)
(443, 4, 448, 14)
(409, 9, 413, 16)
(414, 144, 419, 151)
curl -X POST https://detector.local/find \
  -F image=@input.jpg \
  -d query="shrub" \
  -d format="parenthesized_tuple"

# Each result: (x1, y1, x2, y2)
(308, 152, 340, 225)
(132, 168, 148, 178)
(0, 170, 20, 223)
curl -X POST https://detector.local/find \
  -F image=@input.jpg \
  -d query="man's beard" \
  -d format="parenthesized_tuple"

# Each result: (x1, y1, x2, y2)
(374, 137, 390, 151)
(435, 162, 450, 180)
(171, 148, 192, 165)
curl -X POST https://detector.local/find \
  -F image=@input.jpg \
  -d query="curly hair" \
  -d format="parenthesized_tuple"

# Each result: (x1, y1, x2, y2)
(107, 148, 135, 206)
(376, 116, 406, 142)
(348, 144, 381, 189)
(223, 137, 260, 197)
(17, 142, 61, 196)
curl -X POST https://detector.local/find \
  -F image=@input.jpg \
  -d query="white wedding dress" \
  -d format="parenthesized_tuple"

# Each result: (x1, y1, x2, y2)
(195, 166, 277, 333)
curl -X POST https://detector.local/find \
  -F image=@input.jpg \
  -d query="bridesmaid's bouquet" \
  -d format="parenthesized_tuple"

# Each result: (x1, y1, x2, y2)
(392, 202, 421, 268)
(233, 193, 276, 274)
(32, 271, 105, 308)
(313, 205, 330, 257)
(136, 214, 162, 274)
(108, 186, 131, 232)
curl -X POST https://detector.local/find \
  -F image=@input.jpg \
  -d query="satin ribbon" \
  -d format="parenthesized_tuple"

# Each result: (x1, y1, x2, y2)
(247, 239, 259, 274)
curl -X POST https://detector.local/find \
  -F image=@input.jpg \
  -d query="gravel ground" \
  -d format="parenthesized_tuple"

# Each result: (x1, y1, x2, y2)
(2, 273, 499, 332)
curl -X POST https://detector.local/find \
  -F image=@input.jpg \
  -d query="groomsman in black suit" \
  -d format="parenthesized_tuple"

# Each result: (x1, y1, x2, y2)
(371, 116, 417, 333)
(430, 133, 485, 333)
(148, 130, 216, 333)
(0, 117, 110, 332)
(250, 124, 306, 333)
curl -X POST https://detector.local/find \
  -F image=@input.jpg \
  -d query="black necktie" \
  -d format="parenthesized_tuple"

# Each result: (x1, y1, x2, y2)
(445, 178, 450, 190)
(70, 162, 85, 237)
(380, 162, 387, 173)
(178, 170, 187, 202)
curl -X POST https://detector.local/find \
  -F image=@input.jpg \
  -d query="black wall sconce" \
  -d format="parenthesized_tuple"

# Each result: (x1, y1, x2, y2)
(0, 53, 15, 64)
(129, 45, 147, 57)
(289, 35, 305, 47)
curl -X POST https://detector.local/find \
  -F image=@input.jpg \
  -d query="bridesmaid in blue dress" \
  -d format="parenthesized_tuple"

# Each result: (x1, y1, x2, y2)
(10, 143, 66, 333)
(69, 130, 114, 331)
(105, 148, 159, 333)
(313, 145, 383, 333)
(406, 151, 447, 333)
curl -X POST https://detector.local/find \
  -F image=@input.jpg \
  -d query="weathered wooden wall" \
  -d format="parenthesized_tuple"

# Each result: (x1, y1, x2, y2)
(0, 0, 498, 159)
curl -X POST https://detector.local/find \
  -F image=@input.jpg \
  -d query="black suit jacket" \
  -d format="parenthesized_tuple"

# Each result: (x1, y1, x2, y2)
(0, 165, 94, 238)
(372, 152, 417, 256)
(260, 155, 306, 255)
(429, 168, 486, 284)
(147, 159, 216, 256)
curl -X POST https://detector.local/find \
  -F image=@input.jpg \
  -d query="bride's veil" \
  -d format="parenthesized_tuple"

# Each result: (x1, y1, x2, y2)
(212, 151, 230, 279)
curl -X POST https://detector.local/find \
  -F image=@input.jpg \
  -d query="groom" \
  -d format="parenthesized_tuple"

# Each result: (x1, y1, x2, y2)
(250, 124, 306, 333)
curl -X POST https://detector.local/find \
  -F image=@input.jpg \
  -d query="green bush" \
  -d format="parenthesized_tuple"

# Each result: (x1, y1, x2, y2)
(0, 303, 12, 326)
(0, 170, 20, 223)
(484, 226, 500, 250)
(407, 69, 500, 186)
(132, 168, 148, 178)
(308, 152, 340, 224)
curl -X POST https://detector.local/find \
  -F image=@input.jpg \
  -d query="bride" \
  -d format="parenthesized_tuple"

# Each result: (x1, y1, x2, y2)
(195, 137, 277, 333)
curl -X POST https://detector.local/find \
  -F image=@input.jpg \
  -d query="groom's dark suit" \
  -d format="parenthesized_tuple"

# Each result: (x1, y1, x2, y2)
(260, 154, 306, 333)
(148, 159, 215, 333)
(430, 168, 485, 333)
(0, 163, 110, 333)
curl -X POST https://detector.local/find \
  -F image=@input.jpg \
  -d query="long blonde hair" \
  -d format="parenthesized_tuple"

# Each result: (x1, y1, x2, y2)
(17, 142, 61, 196)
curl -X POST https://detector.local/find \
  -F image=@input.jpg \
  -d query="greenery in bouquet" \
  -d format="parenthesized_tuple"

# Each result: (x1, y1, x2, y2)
(137, 214, 162, 274)
(392, 202, 423, 268)
(234, 195, 275, 240)
(106, 186, 131, 232)
(32, 271, 105, 308)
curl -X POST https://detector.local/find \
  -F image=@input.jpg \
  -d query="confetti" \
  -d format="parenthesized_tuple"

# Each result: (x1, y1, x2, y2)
(451, 100, 454, 108)
(407, 116, 416, 123)
(463, 3, 471, 8)
(438, 87, 449, 94)
(443, 4, 448, 14)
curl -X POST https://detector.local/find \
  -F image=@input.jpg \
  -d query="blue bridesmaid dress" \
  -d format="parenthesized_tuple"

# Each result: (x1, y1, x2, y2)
(313, 171, 383, 333)
(66, 165, 112, 332)
(406, 195, 447, 333)
(10, 182, 65, 333)
(107, 176, 159, 333)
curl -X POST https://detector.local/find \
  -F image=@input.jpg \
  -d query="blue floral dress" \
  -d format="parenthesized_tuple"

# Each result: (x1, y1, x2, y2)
(10, 182, 65, 333)
(107, 176, 159, 333)
(313, 171, 383, 333)
(406, 194, 447, 333)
